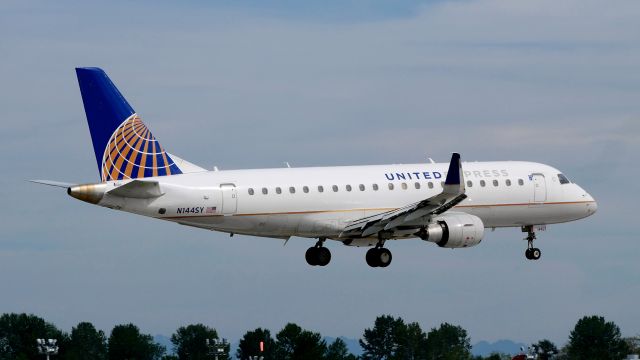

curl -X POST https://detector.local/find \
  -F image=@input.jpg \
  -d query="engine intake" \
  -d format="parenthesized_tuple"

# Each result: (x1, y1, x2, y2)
(418, 213, 484, 248)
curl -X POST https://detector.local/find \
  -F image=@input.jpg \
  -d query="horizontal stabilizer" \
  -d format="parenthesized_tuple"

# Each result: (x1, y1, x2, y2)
(107, 180, 164, 198)
(29, 180, 77, 188)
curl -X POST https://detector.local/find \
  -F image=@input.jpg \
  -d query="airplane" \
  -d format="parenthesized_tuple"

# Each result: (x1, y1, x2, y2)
(32, 67, 598, 268)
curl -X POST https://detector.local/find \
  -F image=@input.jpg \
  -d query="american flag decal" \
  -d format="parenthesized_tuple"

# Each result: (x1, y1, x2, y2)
(206, 207, 216, 214)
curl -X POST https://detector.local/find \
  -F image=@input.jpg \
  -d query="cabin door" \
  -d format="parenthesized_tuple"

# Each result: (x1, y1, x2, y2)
(220, 184, 237, 215)
(532, 174, 547, 202)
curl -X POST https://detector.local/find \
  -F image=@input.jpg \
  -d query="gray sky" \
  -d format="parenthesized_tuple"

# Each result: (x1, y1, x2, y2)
(1, 0, 639, 347)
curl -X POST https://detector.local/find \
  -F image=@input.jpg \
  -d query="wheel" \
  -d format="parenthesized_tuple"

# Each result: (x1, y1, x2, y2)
(366, 248, 379, 267)
(317, 247, 331, 266)
(531, 248, 541, 260)
(305, 247, 318, 266)
(525, 248, 532, 260)
(378, 248, 392, 267)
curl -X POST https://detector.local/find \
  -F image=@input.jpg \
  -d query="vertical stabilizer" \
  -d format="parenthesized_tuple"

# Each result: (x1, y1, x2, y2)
(76, 67, 183, 181)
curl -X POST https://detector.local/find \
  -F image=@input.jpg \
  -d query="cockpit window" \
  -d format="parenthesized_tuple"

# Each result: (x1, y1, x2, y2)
(558, 174, 571, 184)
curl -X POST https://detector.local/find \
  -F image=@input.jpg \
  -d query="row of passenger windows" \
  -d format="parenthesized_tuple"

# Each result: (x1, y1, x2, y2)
(468, 178, 525, 187)
(246, 179, 526, 195)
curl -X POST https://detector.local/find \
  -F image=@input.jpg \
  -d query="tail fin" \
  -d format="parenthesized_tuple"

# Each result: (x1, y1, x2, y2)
(76, 67, 183, 181)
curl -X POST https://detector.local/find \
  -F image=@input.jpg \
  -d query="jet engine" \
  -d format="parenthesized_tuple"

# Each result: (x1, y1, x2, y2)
(417, 213, 484, 248)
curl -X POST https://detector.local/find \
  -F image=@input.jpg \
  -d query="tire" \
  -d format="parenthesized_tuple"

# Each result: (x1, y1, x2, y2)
(378, 248, 392, 267)
(525, 248, 532, 260)
(366, 248, 379, 267)
(532, 248, 541, 260)
(305, 247, 318, 266)
(317, 247, 331, 266)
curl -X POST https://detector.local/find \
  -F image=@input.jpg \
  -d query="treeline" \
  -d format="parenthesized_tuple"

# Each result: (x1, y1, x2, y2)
(0, 313, 637, 360)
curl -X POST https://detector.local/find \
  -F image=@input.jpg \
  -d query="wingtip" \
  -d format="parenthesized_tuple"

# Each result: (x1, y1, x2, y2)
(444, 153, 462, 185)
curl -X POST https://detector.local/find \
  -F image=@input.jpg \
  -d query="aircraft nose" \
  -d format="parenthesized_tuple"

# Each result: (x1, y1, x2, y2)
(585, 192, 597, 215)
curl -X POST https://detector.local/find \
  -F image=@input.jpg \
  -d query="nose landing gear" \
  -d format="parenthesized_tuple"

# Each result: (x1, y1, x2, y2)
(305, 238, 331, 266)
(523, 225, 541, 260)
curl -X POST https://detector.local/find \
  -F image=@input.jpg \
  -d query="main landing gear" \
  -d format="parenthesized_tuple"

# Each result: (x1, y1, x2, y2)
(306, 238, 331, 266)
(523, 225, 541, 260)
(366, 239, 392, 268)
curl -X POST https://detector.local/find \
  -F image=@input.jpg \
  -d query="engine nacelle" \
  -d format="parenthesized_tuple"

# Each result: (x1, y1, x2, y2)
(418, 213, 484, 248)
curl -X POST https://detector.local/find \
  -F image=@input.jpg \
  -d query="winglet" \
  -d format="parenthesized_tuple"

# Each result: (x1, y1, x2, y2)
(444, 153, 462, 185)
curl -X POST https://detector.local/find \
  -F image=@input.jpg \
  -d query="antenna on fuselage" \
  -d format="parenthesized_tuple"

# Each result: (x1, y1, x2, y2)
(213, 166, 219, 171)
(284, 162, 291, 168)
(428, 158, 435, 164)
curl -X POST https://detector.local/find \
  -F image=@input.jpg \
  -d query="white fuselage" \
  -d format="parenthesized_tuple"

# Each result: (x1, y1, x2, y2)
(94, 161, 597, 244)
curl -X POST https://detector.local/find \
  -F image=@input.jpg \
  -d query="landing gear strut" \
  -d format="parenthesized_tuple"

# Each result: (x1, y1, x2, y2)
(523, 225, 541, 260)
(365, 238, 392, 268)
(306, 238, 331, 266)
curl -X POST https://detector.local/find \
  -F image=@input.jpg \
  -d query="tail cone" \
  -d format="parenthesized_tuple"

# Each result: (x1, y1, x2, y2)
(67, 183, 107, 204)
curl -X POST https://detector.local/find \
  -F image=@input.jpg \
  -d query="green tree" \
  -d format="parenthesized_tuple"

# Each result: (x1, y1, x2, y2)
(359, 315, 407, 360)
(64, 322, 107, 360)
(171, 324, 227, 360)
(325, 338, 358, 360)
(0, 313, 67, 360)
(275, 323, 302, 359)
(424, 322, 472, 360)
(625, 335, 640, 354)
(566, 315, 629, 360)
(533, 339, 558, 360)
(274, 323, 326, 360)
(236, 328, 276, 360)
(404, 322, 428, 360)
(108, 323, 165, 360)
(567, 315, 629, 360)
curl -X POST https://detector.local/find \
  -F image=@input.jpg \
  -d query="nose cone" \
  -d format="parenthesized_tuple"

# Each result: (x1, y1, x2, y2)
(585, 192, 597, 216)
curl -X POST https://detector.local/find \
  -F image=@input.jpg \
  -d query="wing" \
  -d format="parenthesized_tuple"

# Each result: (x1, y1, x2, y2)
(340, 153, 466, 239)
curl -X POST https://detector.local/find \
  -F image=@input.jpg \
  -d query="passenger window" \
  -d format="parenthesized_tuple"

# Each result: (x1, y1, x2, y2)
(276, 187, 282, 194)
(332, 185, 339, 192)
(466, 180, 473, 187)
(506, 179, 511, 186)
(372, 184, 379, 191)
(493, 180, 499, 187)
(428, 182, 434, 189)
(359, 184, 365, 191)
(414, 182, 420, 189)
(262, 187, 268, 195)
(318, 185, 324, 193)
(401, 183, 408, 190)
(289, 186, 296, 194)
(346, 185, 352, 192)
(303, 186, 309, 193)
(558, 174, 571, 184)
(518, 179, 524, 186)
(248, 188, 254, 195)
(480, 180, 486, 187)
(388, 183, 394, 190)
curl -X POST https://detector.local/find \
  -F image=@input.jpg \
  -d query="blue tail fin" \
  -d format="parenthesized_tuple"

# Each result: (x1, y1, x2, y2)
(76, 67, 182, 181)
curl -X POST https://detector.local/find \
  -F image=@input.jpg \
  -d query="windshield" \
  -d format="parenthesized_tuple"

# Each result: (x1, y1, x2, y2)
(558, 173, 571, 184)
